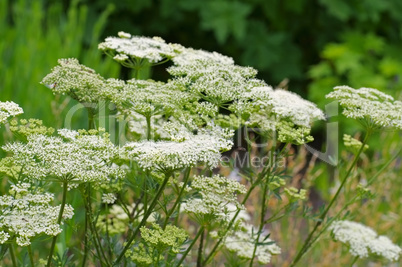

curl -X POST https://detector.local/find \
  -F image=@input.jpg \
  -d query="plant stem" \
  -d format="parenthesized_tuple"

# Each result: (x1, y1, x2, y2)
(82, 184, 110, 266)
(146, 115, 151, 140)
(113, 171, 172, 265)
(87, 107, 96, 130)
(196, 228, 205, 267)
(28, 245, 34, 267)
(249, 182, 269, 267)
(81, 209, 88, 267)
(350, 256, 359, 266)
(163, 168, 191, 229)
(9, 243, 17, 267)
(176, 226, 205, 267)
(46, 181, 68, 267)
(290, 132, 370, 266)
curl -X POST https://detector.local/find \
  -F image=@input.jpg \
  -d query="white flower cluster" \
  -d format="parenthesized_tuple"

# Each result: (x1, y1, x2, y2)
(171, 45, 234, 66)
(244, 87, 325, 144)
(40, 58, 105, 103)
(0, 101, 24, 125)
(326, 86, 402, 130)
(329, 220, 402, 261)
(224, 223, 281, 264)
(0, 184, 74, 246)
(168, 60, 265, 105)
(103, 78, 193, 118)
(98, 32, 176, 64)
(182, 175, 246, 223)
(2, 129, 124, 187)
(102, 193, 117, 204)
(123, 126, 233, 172)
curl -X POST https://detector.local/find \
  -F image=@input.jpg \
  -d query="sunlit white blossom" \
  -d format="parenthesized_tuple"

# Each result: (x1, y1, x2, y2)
(223, 222, 281, 264)
(40, 58, 106, 103)
(99, 34, 176, 64)
(329, 220, 402, 261)
(123, 126, 233, 172)
(0, 186, 74, 246)
(0, 101, 24, 125)
(326, 86, 402, 130)
(182, 175, 246, 224)
(171, 45, 234, 66)
(2, 130, 125, 187)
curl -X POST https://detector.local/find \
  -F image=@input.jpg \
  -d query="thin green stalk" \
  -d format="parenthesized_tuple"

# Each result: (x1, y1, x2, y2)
(175, 226, 205, 267)
(290, 132, 370, 266)
(249, 182, 269, 267)
(46, 181, 68, 267)
(196, 228, 205, 267)
(81, 209, 89, 267)
(350, 256, 359, 266)
(146, 115, 151, 141)
(87, 107, 96, 130)
(163, 168, 191, 229)
(202, 176, 263, 265)
(113, 171, 172, 266)
(9, 243, 17, 267)
(28, 245, 34, 267)
(83, 185, 110, 266)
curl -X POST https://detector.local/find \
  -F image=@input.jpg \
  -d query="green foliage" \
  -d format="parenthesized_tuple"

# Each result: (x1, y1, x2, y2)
(0, 0, 120, 132)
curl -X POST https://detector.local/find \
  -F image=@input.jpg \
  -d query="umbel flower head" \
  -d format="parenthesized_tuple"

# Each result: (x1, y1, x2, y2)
(0, 101, 23, 126)
(243, 87, 325, 144)
(329, 220, 402, 261)
(40, 58, 106, 103)
(122, 125, 234, 172)
(0, 183, 74, 246)
(326, 85, 402, 130)
(1, 128, 125, 188)
(223, 222, 281, 264)
(103, 78, 194, 118)
(167, 60, 266, 106)
(170, 44, 235, 66)
(182, 174, 247, 224)
(98, 32, 176, 66)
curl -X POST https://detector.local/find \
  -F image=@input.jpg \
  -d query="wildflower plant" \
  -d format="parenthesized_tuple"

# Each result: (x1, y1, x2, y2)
(0, 31, 400, 267)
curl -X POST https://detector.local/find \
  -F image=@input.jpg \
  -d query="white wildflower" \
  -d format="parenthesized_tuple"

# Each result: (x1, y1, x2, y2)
(167, 60, 265, 105)
(58, 128, 79, 140)
(123, 126, 233, 172)
(171, 46, 234, 66)
(0, 101, 24, 125)
(182, 175, 246, 224)
(2, 130, 125, 186)
(118, 31, 131, 39)
(40, 58, 106, 103)
(326, 86, 402, 130)
(329, 220, 402, 261)
(102, 193, 117, 204)
(99, 34, 176, 64)
(0, 187, 74, 247)
(224, 222, 281, 264)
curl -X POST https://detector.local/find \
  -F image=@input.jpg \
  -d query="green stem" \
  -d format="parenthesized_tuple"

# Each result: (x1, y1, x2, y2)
(146, 115, 151, 140)
(81, 208, 89, 267)
(249, 182, 269, 267)
(28, 245, 34, 267)
(290, 132, 370, 266)
(196, 228, 205, 267)
(350, 256, 359, 266)
(163, 168, 191, 229)
(175, 226, 205, 267)
(113, 171, 172, 266)
(46, 181, 68, 267)
(9, 243, 17, 267)
(87, 107, 96, 130)
(83, 185, 110, 266)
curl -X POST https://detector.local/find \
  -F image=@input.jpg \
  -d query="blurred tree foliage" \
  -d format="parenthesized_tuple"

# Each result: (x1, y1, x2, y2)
(83, 0, 402, 98)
